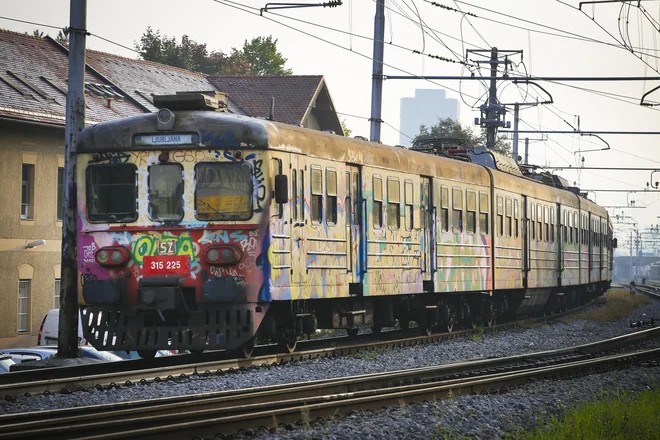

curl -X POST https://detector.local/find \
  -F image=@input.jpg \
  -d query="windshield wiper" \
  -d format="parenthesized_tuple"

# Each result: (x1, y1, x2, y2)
(197, 199, 224, 217)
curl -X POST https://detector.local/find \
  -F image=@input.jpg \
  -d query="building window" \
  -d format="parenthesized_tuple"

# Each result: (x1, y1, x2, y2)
(54, 279, 61, 308)
(387, 178, 400, 229)
(21, 164, 35, 219)
(57, 167, 64, 221)
(373, 176, 383, 228)
(452, 187, 463, 233)
(326, 169, 337, 225)
(311, 167, 323, 224)
(18, 280, 30, 333)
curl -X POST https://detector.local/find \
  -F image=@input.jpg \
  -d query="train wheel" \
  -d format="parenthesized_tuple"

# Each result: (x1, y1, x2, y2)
(371, 325, 382, 335)
(419, 325, 432, 336)
(233, 339, 255, 358)
(137, 350, 157, 359)
(279, 339, 297, 354)
(347, 328, 359, 338)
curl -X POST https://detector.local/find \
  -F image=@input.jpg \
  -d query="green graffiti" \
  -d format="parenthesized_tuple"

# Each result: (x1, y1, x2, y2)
(132, 234, 195, 264)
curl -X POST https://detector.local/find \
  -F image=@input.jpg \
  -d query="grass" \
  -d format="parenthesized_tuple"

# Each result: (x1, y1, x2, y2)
(513, 388, 660, 440)
(469, 326, 485, 342)
(578, 289, 651, 323)
(350, 349, 381, 360)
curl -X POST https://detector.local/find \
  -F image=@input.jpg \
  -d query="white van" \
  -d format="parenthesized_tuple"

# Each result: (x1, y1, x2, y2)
(37, 309, 86, 346)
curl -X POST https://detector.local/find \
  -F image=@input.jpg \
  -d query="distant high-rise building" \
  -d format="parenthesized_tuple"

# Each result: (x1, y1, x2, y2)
(399, 89, 459, 147)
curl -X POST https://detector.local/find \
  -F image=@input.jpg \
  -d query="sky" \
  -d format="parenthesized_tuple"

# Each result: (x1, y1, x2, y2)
(1, 0, 659, 252)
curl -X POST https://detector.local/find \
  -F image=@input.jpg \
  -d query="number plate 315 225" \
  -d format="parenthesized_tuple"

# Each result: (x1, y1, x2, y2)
(143, 256, 189, 275)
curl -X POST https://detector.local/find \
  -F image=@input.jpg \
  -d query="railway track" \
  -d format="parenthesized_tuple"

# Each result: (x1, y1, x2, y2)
(1, 327, 659, 440)
(0, 303, 594, 399)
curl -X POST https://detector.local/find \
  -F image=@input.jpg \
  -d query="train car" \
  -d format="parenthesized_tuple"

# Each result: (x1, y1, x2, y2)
(74, 92, 613, 357)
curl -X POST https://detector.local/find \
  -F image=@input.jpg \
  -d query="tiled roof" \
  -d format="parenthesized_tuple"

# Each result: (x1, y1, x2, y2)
(0, 29, 145, 126)
(85, 49, 217, 112)
(207, 75, 324, 125)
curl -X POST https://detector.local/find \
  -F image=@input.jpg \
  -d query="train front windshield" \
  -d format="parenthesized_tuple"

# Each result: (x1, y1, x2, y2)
(84, 160, 255, 223)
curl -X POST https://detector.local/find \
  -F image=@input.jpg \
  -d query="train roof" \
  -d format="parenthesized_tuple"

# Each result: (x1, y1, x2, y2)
(76, 108, 609, 220)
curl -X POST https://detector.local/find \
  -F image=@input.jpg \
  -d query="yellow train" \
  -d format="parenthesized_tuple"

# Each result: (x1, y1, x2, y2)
(75, 93, 613, 357)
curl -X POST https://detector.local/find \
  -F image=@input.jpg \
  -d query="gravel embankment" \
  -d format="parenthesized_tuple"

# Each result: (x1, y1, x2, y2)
(2, 298, 660, 439)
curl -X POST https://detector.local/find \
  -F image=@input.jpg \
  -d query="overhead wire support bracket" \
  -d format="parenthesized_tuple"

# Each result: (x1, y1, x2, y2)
(261, 1, 342, 15)
(640, 84, 660, 107)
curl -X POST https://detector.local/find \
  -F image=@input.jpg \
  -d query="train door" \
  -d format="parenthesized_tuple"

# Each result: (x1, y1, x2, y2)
(588, 213, 593, 285)
(522, 195, 529, 288)
(291, 156, 308, 291)
(420, 177, 433, 284)
(346, 165, 363, 285)
(269, 156, 293, 297)
(556, 203, 562, 286)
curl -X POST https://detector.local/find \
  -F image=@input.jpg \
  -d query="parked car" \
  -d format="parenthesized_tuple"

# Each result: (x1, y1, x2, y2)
(1, 346, 123, 362)
(0, 355, 15, 373)
(6, 353, 40, 364)
(37, 309, 85, 346)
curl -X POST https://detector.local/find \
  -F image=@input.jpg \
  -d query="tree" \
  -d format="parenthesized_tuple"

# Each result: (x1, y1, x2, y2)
(341, 118, 352, 137)
(235, 36, 292, 76)
(32, 29, 45, 38)
(134, 28, 291, 76)
(56, 29, 69, 45)
(413, 117, 511, 156)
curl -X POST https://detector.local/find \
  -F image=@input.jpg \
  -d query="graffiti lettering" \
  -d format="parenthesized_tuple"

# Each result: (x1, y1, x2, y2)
(171, 150, 206, 163)
(253, 159, 265, 213)
(82, 242, 97, 263)
(89, 152, 130, 164)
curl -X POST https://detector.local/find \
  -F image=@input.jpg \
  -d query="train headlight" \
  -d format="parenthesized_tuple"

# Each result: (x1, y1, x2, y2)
(95, 247, 130, 266)
(205, 246, 241, 265)
(110, 250, 123, 264)
(96, 250, 109, 264)
(206, 248, 220, 264)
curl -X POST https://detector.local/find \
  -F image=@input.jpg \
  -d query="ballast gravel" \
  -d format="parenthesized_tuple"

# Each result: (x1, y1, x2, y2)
(2, 296, 660, 439)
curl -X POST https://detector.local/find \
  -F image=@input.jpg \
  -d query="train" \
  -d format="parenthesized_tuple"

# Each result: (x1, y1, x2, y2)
(75, 92, 614, 358)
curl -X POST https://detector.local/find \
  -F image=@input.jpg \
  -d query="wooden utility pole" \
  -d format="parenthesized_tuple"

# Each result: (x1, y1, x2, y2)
(58, 0, 87, 358)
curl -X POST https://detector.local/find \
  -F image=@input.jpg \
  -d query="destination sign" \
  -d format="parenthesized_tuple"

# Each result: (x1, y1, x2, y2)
(134, 134, 195, 146)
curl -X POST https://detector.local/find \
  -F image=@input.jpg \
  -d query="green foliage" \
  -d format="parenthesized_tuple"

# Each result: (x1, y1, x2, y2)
(579, 289, 651, 322)
(340, 118, 352, 137)
(55, 29, 69, 45)
(235, 36, 292, 76)
(517, 389, 660, 440)
(32, 29, 45, 38)
(413, 117, 511, 156)
(134, 28, 291, 76)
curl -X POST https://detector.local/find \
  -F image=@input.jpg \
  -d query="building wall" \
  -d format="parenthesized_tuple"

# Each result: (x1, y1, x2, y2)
(0, 119, 64, 348)
(399, 89, 459, 147)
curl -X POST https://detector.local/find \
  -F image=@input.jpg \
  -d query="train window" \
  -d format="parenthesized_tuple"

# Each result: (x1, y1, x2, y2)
(536, 204, 543, 241)
(466, 190, 476, 234)
(405, 180, 414, 231)
(148, 164, 183, 221)
(452, 187, 463, 233)
(292, 170, 298, 221)
(573, 213, 578, 245)
(387, 178, 400, 229)
(530, 203, 535, 240)
(569, 212, 574, 244)
(479, 192, 489, 234)
(514, 199, 519, 238)
(87, 164, 137, 223)
(195, 162, 253, 221)
(311, 167, 323, 224)
(300, 170, 305, 223)
(352, 172, 359, 226)
(326, 169, 337, 225)
(550, 208, 555, 243)
(543, 207, 549, 243)
(345, 172, 350, 227)
(497, 196, 504, 237)
(563, 211, 568, 243)
(441, 186, 449, 232)
(505, 197, 512, 238)
(373, 176, 383, 228)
